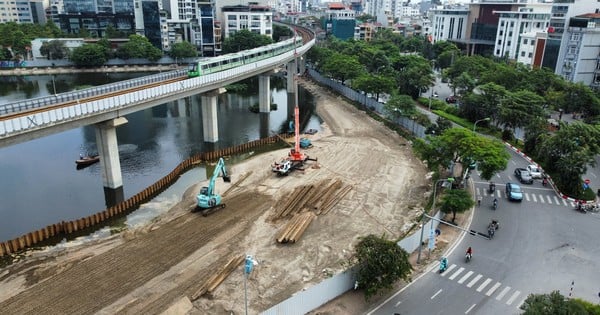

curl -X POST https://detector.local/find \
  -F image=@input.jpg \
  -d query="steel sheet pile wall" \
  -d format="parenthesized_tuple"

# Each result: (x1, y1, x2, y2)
(0, 134, 284, 257)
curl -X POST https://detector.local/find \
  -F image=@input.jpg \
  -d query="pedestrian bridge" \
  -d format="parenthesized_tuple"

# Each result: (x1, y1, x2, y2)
(0, 26, 315, 190)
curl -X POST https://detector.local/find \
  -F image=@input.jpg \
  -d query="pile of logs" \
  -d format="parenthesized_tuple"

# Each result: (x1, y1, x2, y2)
(276, 212, 316, 243)
(270, 178, 353, 244)
(191, 254, 245, 300)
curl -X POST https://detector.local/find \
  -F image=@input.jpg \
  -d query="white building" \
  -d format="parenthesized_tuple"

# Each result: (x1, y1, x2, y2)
(30, 38, 84, 60)
(394, 4, 420, 20)
(221, 5, 273, 38)
(0, 0, 45, 24)
(493, 5, 551, 59)
(430, 7, 469, 43)
(558, 13, 600, 89)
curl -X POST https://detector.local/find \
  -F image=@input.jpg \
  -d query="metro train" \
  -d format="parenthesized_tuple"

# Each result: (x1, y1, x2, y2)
(187, 36, 304, 78)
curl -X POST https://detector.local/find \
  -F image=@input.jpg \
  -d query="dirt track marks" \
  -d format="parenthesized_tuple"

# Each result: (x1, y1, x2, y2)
(0, 191, 271, 315)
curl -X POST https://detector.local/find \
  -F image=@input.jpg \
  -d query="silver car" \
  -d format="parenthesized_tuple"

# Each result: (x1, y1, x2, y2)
(527, 164, 543, 179)
(514, 168, 534, 184)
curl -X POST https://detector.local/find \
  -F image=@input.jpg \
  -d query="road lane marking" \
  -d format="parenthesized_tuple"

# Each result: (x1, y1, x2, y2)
(525, 193, 530, 201)
(563, 199, 569, 206)
(486, 282, 502, 296)
(539, 195, 545, 203)
(458, 271, 473, 284)
(547, 195, 553, 203)
(531, 194, 537, 202)
(431, 289, 442, 299)
(449, 267, 464, 280)
(476, 278, 492, 292)
(465, 304, 476, 314)
(516, 298, 526, 309)
(554, 196, 562, 204)
(467, 274, 482, 288)
(395, 301, 401, 307)
(496, 286, 511, 301)
(506, 290, 521, 305)
(441, 264, 456, 276)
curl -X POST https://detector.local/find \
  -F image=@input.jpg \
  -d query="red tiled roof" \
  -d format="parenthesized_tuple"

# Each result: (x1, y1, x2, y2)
(328, 3, 346, 9)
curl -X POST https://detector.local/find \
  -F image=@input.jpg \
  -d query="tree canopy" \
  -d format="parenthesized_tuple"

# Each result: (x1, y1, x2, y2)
(520, 291, 598, 315)
(40, 40, 69, 60)
(349, 234, 412, 300)
(116, 34, 163, 61)
(415, 128, 510, 180)
(70, 43, 108, 67)
(169, 41, 198, 59)
(221, 29, 273, 53)
(439, 189, 474, 223)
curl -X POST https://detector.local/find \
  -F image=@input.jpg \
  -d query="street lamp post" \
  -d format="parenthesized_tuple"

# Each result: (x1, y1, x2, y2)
(417, 178, 453, 264)
(51, 75, 57, 96)
(473, 117, 491, 132)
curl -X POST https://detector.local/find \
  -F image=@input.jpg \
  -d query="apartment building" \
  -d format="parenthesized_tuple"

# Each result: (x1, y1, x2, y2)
(221, 4, 273, 38)
(493, 5, 551, 60)
(429, 7, 469, 43)
(557, 13, 600, 89)
(0, 0, 45, 24)
(323, 3, 356, 40)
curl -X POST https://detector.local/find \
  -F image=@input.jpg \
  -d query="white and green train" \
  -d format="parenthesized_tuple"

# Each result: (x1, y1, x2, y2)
(187, 36, 303, 78)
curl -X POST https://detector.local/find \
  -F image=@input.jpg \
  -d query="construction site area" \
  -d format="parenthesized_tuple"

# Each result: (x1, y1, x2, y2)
(0, 78, 430, 314)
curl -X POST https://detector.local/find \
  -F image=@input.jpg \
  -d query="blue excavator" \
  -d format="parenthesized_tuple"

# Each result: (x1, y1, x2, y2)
(194, 157, 231, 216)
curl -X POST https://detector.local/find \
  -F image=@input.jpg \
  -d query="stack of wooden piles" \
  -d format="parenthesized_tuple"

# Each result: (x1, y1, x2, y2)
(276, 212, 316, 243)
(191, 254, 245, 300)
(318, 184, 353, 215)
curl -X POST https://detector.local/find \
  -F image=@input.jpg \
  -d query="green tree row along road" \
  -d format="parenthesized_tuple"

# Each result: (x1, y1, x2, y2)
(0, 21, 291, 66)
(306, 31, 600, 199)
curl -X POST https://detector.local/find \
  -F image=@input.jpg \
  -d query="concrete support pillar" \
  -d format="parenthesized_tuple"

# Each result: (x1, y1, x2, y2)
(470, 43, 476, 56)
(286, 60, 297, 93)
(258, 74, 271, 113)
(201, 88, 226, 142)
(95, 117, 128, 189)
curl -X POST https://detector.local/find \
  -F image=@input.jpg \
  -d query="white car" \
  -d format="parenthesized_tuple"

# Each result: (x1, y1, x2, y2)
(527, 164, 543, 179)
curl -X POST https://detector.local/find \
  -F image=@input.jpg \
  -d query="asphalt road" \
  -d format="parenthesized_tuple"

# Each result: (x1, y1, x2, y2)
(367, 149, 600, 315)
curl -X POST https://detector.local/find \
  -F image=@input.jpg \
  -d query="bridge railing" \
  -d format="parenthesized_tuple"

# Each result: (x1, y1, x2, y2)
(0, 38, 315, 138)
(0, 69, 187, 116)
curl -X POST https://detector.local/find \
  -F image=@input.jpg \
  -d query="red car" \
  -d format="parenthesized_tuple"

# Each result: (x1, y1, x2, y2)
(445, 95, 458, 103)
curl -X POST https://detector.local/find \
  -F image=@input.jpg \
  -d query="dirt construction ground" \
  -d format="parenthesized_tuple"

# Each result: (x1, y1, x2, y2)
(0, 77, 432, 315)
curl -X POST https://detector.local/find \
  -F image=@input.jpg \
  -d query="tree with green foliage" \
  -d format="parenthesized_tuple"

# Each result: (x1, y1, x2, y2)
(169, 41, 198, 59)
(439, 189, 474, 223)
(272, 24, 293, 42)
(384, 93, 417, 119)
(322, 52, 364, 84)
(40, 40, 69, 60)
(221, 29, 273, 53)
(425, 117, 453, 135)
(414, 128, 510, 180)
(392, 54, 434, 98)
(562, 82, 600, 120)
(70, 43, 108, 66)
(538, 122, 600, 196)
(498, 89, 546, 140)
(352, 73, 395, 103)
(349, 234, 412, 300)
(116, 34, 163, 61)
(520, 291, 594, 314)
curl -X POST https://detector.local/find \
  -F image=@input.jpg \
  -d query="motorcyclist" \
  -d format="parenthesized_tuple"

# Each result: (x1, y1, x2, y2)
(489, 182, 496, 193)
(542, 176, 548, 186)
(466, 247, 472, 259)
(439, 257, 448, 272)
(493, 198, 498, 209)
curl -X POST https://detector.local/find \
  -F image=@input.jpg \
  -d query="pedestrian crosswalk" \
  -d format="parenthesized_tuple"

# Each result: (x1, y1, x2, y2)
(433, 263, 525, 309)
(476, 187, 578, 208)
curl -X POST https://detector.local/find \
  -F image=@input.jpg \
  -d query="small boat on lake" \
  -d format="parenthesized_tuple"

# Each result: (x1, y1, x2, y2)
(76, 155, 100, 168)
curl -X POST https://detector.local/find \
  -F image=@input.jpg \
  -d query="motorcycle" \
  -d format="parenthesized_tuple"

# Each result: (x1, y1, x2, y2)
(465, 252, 472, 263)
(439, 257, 448, 273)
(488, 220, 499, 239)
(492, 199, 498, 210)
(542, 178, 548, 187)
(488, 182, 496, 194)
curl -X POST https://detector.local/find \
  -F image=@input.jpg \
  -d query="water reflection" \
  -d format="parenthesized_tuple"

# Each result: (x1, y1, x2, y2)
(0, 73, 322, 242)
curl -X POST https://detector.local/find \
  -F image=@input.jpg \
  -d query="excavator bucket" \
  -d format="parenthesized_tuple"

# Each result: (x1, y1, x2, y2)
(223, 175, 231, 183)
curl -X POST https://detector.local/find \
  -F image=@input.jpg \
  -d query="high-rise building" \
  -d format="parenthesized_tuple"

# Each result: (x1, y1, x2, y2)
(430, 7, 469, 43)
(55, 0, 137, 38)
(221, 4, 273, 38)
(0, 0, 46, 24)
(492, 4, 551, 59)
(323, 2, 356, 40)
(556, 13, 600, 89)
